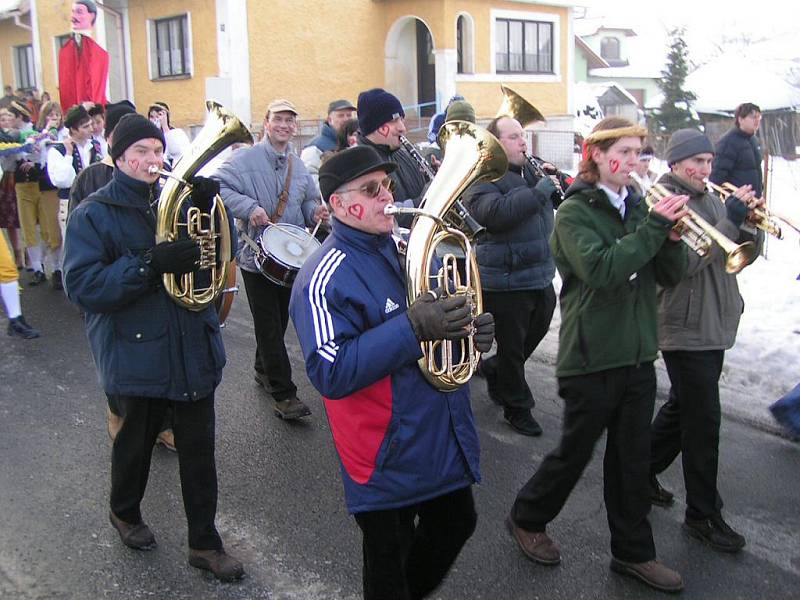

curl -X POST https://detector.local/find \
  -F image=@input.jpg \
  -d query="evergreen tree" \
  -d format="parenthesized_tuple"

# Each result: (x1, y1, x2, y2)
(650, 29, 701, 134)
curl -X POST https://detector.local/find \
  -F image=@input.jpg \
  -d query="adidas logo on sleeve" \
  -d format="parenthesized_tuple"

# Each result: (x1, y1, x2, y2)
(385, 298, 400, 314)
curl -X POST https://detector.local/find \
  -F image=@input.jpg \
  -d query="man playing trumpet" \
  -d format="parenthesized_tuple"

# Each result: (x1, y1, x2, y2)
(649, 129, 763, 553)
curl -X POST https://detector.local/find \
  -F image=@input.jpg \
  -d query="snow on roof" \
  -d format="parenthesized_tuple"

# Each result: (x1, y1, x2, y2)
(0, 0, 27, 17)
(589, 64, 662, 79)
(646, 56, 800, 112)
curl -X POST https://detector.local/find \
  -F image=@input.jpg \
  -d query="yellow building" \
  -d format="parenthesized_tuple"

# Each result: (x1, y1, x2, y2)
(1, 0, 577, 162)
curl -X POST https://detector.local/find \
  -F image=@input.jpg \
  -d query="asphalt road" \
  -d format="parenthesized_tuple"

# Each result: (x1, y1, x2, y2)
(1, 272, 799, 599)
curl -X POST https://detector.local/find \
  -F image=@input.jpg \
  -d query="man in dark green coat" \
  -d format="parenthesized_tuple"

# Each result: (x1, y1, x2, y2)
(506, 118, 688, 594)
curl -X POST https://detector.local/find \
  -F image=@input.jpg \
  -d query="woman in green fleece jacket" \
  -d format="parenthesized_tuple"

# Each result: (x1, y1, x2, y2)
(506, 117, 689, 594)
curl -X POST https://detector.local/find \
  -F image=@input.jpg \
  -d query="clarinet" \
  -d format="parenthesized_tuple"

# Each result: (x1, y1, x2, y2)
(525, 152, 565, 201)
(399, 135, 485, 238)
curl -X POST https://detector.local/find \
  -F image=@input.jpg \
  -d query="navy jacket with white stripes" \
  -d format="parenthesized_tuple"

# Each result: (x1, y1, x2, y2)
(289, 218, 481, 514)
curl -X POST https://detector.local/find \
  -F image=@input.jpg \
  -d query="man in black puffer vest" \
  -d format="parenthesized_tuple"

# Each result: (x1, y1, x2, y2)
(710, 102, 763, 196)
(464, 116, 559, 436)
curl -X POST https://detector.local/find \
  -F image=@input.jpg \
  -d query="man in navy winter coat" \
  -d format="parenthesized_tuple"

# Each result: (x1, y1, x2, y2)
(710, 102, 763, 196)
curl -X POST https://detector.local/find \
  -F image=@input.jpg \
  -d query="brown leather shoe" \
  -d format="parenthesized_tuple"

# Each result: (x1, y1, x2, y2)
(188, 548, 245, 582)
(610, 558, 684, 593)
(156, 429, 177, 452)
(505, 515, 561, 565)
(107, 408, 123, 441)
(274, 396, 311, 420)
(109, 511, 156, 550)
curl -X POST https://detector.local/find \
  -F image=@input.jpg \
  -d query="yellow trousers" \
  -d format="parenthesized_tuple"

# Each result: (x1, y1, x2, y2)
(0, 234, 18, 284)
(16, 183, 61, 251)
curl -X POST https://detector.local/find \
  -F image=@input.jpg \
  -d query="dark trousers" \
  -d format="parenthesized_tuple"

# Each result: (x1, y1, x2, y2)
(651, 349, 725, 521)
(512, 364, 657, 563)
(241, 269, 296, 401)
(354, 486, 477, 600)
(110, 394, 222, 550)
(482, 286, 556, 409)
(107, 393, 171, 433)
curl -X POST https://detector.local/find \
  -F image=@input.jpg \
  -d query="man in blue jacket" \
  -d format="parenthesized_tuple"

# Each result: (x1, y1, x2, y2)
(300, 98, 356, 186)
(63, 114, 243, 582)
(710, 102, 763, 196)
(290, 146, 494, 600)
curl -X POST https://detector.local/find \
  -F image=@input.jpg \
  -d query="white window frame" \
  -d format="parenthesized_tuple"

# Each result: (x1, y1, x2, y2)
(13, 44, 36, 90)
(457, 8, 561, 83)
(146, 12, 193, 80)
(456, 12, 475, 75)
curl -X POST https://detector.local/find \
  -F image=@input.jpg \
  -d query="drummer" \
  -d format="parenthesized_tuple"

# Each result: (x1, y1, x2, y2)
(214, 98, 329, 420)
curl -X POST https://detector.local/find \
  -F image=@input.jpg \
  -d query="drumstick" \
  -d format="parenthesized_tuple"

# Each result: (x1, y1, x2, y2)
(307, 219, 323, 245)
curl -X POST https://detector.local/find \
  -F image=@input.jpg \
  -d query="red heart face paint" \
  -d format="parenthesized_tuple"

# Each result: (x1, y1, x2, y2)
(686, 168, 696, 178)
(129, 159, 140, 172)
(347, 203, 365, 220)
(609, 159, 620, 174)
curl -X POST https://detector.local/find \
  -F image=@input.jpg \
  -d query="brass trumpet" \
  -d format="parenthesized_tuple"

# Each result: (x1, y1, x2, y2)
(629, 172, 756, 274)
(706, 181, 800, 239)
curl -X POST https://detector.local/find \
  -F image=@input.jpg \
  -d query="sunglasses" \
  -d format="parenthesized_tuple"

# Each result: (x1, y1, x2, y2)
(338, 176, 395, 199)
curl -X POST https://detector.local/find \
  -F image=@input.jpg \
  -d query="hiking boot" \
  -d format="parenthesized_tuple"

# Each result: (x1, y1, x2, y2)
(188, 548, 245, 582)
(30, 270, 46, 286)
(274, 396, 311, 420)
(7, 316, 41, 339)
(504, 408, 542, 436)
(107, 407, 123, 441)
(505, 515, 561, 565)
(684, 514, 746, 553)
(109, 511, 156, 550)
(51, 269, 63, 291)
(610, 558, 683, 593)
(650, 475, 674, 508)
(156, 429, 177, 452)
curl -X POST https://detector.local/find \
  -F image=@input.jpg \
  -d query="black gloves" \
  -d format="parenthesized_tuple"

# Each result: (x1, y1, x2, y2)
(406, 291, 473, 342)
(473, 312, 495, 353)
(726, 195, 748, 228)
(189, 176, 220, 213)
(146, 239, 200, 275)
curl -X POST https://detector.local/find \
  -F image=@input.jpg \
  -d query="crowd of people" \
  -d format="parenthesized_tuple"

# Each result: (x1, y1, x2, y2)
(2, 89, 786, 598)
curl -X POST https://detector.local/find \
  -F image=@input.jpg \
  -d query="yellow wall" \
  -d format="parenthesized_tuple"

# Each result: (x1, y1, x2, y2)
(0, 15, 35, 93)
(128, 0, 219, 128)
(36, 1, 74, 100)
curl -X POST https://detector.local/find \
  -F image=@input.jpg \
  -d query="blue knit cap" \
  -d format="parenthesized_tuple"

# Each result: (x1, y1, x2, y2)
(357, 88, 405, 136)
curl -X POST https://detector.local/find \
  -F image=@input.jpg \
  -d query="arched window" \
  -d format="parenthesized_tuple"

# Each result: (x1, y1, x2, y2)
(456, 13, 474, 74)
(600, 36, 620, 61)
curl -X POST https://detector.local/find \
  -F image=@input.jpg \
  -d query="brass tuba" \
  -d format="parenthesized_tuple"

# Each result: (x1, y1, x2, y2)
(385, 121, 508, 391)
(155, 100, 253, 311)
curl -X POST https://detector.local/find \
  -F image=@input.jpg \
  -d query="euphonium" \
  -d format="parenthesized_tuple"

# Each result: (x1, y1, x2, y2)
(155, 100, 253, 311)
(629, 172, 756, 274)
(385, 121, 508, 391)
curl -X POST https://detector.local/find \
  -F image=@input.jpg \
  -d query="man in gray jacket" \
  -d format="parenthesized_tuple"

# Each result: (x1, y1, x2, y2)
(214, 99, 328, 420)
(649, 129, 763, 553)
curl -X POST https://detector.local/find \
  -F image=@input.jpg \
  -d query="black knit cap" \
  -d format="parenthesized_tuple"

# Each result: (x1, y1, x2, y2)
(104, 101, 136, 138)
(318, 146, 395, 202)
(665, 129, 714, 165)
(357, 88, 404, 137)
(110, 113, 166, 161)
(64, 105, 90, 129)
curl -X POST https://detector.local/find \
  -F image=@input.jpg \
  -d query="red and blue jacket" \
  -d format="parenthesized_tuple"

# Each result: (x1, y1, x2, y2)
(289, 219, 481, 514)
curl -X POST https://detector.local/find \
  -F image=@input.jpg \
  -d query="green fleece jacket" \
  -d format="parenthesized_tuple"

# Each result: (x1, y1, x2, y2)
(551, 179, 688, 377)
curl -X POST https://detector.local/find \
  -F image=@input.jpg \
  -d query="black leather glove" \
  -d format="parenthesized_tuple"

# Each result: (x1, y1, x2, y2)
(406, 291, 473, 342)
(188, 176, 220, 213)
(146, 239, 200, 275)
(726, 195, 747, 228)
(534, 176, 557, 203)
(473, 312, 495, 353)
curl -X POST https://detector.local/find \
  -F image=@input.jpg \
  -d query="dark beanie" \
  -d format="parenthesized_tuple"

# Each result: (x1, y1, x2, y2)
(104, 101, 136, 138)
(110, 113, 165, 161)
(64, 105, 90, 129)
(357, 88, 404, 137)
(665, 129, 714, 165)
(445, 100, 476, 124)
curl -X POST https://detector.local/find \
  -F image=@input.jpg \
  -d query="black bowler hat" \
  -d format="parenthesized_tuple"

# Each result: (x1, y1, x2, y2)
(319, 146, 396, 202)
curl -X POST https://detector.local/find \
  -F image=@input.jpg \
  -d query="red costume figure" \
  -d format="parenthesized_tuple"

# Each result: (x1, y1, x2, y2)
(58, 1, 109, 111)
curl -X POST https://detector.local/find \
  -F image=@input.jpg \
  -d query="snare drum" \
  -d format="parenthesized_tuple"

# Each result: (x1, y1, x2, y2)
(255, 223, 321, 287)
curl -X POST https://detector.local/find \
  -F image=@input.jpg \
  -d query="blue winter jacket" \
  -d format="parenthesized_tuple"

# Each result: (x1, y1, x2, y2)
(63, 169, 228, 401)
(305, 122, 339, 153)
(289, 218, 481, 514)
(710, 127, 763, 196)
(464, 164, 555, 291)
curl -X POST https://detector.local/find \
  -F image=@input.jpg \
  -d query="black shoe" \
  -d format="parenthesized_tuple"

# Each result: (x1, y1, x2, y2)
(684, 514, 746, 553)
(650, 475, 674, 508)
(503, 408, 543, 436)
(29, 270, 46, 286)
(109, 511, 157, 550)
(274, 396, 312, 420)
(7, 316, 41, 339)
(51, 269, 63, 291)
(189, 548, 245, 582)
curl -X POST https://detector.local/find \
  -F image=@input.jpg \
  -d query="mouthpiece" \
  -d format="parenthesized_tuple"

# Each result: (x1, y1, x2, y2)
(384, 205, 400, 216)
(148, 165, 160, 175)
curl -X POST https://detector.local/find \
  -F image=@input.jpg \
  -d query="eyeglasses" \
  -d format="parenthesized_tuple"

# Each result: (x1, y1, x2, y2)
(338, 176, 395, 198)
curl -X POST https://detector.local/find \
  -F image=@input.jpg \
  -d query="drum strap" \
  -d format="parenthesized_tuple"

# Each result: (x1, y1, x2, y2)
(271, 156, 293, 222)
